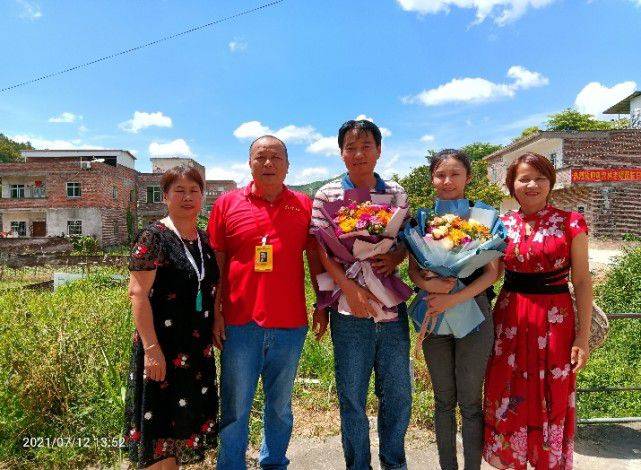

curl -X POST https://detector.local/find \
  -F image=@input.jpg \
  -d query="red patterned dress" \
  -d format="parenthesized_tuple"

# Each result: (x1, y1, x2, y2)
(483, 205, 588, 469)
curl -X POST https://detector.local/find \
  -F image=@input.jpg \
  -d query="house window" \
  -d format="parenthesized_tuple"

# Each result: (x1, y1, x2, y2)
(67, 220, 82, 236)
(67, 182, 81, 198)
(550, 152, 563, 169)
(130, 189, 137, 202)
(33, 181, 46, 198)
(147, 186, 162, 203)
(113, 186, 118, 200)
(10, 221, 26, 237)
(10, 184, 25, 198)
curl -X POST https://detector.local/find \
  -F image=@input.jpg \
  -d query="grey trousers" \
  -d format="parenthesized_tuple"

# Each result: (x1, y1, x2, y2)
(421, 294, 494, 470)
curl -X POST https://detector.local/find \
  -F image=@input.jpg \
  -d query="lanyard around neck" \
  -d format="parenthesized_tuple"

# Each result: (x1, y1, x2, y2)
(162, 217, 205, 283)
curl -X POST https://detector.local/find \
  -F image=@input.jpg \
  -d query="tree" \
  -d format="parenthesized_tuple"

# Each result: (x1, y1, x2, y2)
(546, 108, 613, 131)
(0, 133, 33, 162)
(512, 126, 540, 142)
(461, 142, 503, 161)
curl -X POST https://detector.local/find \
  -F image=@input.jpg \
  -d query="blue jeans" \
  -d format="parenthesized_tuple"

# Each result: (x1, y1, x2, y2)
(330, 306, 412, 470)
(217, 322, 307, 470)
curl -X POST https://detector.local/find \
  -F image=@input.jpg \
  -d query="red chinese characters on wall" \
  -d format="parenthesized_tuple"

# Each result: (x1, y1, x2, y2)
(572, 168, 641, 183)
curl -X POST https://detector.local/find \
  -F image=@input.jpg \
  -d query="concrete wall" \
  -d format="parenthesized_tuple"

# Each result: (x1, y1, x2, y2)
(631, 95, 641, 128)
(1, 210, 47, 236)
(46, 207, 103, 239)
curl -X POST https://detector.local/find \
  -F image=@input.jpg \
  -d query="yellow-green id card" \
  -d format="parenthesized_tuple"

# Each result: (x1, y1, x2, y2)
(254, 244, 273, 272)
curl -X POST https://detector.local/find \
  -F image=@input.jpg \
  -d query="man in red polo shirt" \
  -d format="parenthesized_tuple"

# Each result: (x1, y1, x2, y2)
(207, 135, 326, 470)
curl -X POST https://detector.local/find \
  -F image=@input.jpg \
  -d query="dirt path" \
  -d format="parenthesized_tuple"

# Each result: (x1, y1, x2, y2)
(283, 421, 641, 469)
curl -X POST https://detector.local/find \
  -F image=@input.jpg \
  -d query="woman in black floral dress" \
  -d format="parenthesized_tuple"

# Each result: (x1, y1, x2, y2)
(124, 166, 219, 469)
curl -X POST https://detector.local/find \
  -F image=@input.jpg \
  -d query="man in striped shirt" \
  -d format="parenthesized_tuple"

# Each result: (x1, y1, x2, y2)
(311, 119, 412, 470)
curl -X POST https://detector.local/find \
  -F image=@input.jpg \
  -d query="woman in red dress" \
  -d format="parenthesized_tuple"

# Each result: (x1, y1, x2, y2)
(483, 153, 593, 469)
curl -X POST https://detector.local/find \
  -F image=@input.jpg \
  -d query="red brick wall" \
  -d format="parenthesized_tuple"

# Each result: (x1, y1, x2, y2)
(136, 173, 166, 223)
(563, 130, 641, 168)
(0, 160, 139, 245)
(0, 161, 138, 212)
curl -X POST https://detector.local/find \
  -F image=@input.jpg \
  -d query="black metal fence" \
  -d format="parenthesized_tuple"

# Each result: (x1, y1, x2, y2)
(577, 313, 641, 425)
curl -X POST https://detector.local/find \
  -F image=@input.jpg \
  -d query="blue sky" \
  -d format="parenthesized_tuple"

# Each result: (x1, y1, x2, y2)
(1, 0, 640, 185)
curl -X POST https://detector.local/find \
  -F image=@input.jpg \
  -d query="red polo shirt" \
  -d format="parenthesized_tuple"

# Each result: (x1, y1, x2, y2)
(207, 183, 314, 328)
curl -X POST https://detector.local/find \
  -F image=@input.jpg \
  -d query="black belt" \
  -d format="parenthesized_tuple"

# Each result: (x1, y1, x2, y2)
(504, 267, 570, 294)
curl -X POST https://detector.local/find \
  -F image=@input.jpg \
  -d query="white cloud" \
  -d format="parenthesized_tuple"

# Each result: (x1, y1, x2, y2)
(233, 121, 272, 140)
(404, 77, 514, 106)
(507, 65, 549, 89)
(78, 125, 88, 133)
(396, 0, 557, 26)
(306, 136, 339, 156)
(301, 167, 330, 178)
(49, 112, 81, 123)
(17, 0, 42, 20)
(574, 81, 637, 117)
(11, 134, 103, 150)
(420, 134, 435, 143)
(233, 121, 321, 144)
(119, 111, 173, 133)
(287, 166, 332, 185)
(403, 66, 548, 107)
(229, 40, 248, 53)
(148, 139, 193, 158)
(379, 154, 402, 179)
(274, 125, 321, 143)
(206, 162, 250, 184)
(355, 114, 392, 137)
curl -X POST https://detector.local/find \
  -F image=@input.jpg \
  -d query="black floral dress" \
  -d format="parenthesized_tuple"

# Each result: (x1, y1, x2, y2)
(124, 222, 219, 468)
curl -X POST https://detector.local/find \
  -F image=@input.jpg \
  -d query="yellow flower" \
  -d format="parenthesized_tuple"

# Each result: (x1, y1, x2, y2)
(339, 218, 357, 233)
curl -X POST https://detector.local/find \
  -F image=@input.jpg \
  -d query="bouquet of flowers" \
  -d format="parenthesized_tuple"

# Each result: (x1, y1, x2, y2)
(401, 199, 506, 350)
(314, 188, 413, 322)
(427, 214, 492, 251)
(334, 201, 394, 237)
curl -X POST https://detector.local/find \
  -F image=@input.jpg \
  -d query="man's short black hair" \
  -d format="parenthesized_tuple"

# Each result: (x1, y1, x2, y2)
(337, 120, 382, 151)
(249, 135, 288, 160)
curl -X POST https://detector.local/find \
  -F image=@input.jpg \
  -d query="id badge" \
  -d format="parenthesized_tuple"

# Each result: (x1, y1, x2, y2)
(255, 244, 273, 272)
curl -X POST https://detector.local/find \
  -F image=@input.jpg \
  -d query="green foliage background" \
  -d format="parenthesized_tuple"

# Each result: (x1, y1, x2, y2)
(0, 133, 34, 163)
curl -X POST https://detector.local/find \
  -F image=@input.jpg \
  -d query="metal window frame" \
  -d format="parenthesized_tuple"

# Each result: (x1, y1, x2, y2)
(10, 221, 27, 236)
(66, 182, 81, 198)
(67, 220, 83, 236)
(10, 184, 25, 199)
(146, 185, 161, 203)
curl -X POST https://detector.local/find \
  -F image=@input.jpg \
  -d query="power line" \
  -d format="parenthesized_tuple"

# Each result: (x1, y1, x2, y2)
(0, 0, 285, 94)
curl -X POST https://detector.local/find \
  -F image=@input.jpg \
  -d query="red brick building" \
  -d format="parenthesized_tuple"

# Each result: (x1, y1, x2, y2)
(485, 129, 641, 238)
(0, 150, 236, 246)
(136, 157, 236, 226)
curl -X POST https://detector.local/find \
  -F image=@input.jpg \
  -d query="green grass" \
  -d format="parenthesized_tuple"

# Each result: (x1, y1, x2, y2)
(577, 247, 641, 419)
(0, 273, 131, 468)
(1, 249, 640, 466)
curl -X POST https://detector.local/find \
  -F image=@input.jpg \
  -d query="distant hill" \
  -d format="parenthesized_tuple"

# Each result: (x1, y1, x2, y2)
(0, 133, 33, 163)
(290, 174, 344, 197)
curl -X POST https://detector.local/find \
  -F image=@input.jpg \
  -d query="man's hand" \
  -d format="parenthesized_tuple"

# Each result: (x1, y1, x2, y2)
(371, 249, 404, 277)
(312, 307, 329, 340)
(343, 281, 378, 318)
(213, 312, 226, 350)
